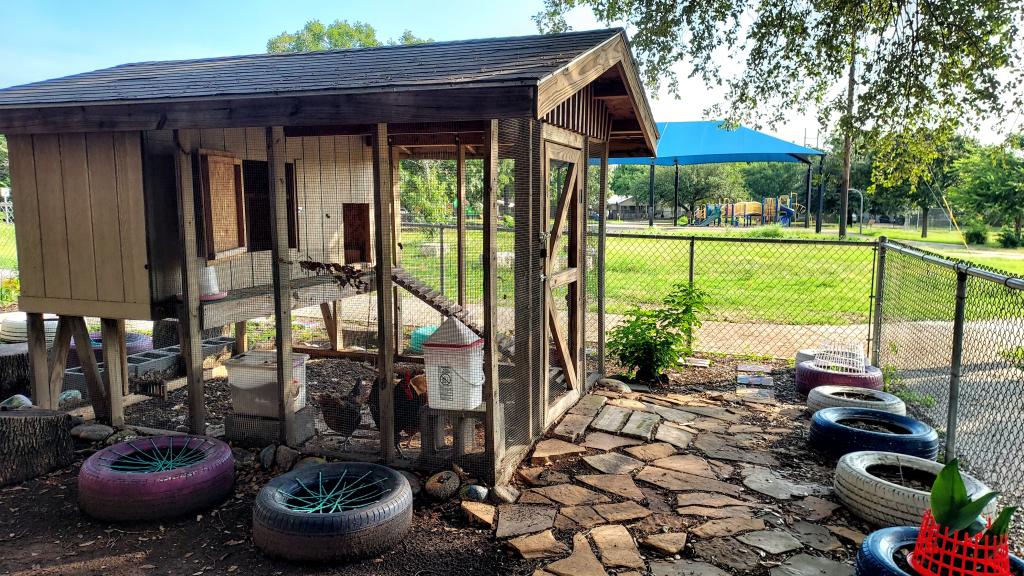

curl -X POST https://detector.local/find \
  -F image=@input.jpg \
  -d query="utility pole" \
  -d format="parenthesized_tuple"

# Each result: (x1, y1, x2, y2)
(648, 161, 655, 227)
(673, 161, 679, 226)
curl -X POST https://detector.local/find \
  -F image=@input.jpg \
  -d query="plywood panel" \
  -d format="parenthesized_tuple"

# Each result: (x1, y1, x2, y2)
(32, 134, 72, 299)
(6, 135, 45, 297)
(113, 132, 149, 304)
(59, 133, 98, 301)
(318, 136, 341, 263)
(85, 132, 126, 303)
(223, 128, 255, 289)
(198, 129, 235, 291)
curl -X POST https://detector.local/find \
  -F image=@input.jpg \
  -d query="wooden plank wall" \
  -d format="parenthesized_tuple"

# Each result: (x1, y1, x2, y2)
(541, 84, 612, 143)
(7, 132, 150, 318)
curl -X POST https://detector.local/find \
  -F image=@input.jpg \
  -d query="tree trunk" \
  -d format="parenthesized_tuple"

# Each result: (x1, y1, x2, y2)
(0, 343, 32, 398)
(0, 408, 74, 487)
(1016, 215, 1021, 238)
(839, 34, 858, 239)
(921, 205, 929, 238)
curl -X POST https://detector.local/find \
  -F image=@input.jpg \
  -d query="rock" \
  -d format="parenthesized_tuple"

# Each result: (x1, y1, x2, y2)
(593, 501, 652, 523)
(826, 525, 866, 545)
(560, 505, 606, 528)
(768, 553, 853, 576)
(737, 530, 803, 554)
(692, 517, 766, 538)
(400, 470, 422, 496)
(274, 445, 301, 471)
(645, 403, 699, 425)
(293, 456, 326, 470)
(462, 501, 496, 528)
(491, 484, 520, 504)
(693, 537, 762, 572)
(531, 439, 587, 464)
(575, 474, 646, 501)
(607, 398, 648, 411)
(569, 394, 608, 417)
(650, 454, 716, 479)
(694, 434, 779, 466)
(651, 560, 729, 576)
(519, 467, 572, 486)
(675, 493, 750, 508)
(790, 521, 842, 552)
(636, 465, 743, 496)
(583, 452, 644, 475)
(57, 390, 82, 407)
(620, 410, 660, 441)
(0, 394, 32, 409)
(519, 491, 556, 505)
(582, 432, 644, 452)
(495, 505, 556, 538)
(654, 423, 694, 449)
(590, 405, 632, 433)
(624, 442, 676, 462)
(204, 423, 225, 438)
(508, 529, 568, 559)
(174, 425, 189, 433)
(554, 513, 577, 530)
(259, 445, 276, 470)
(553, 413, 595, 442)
(545, 532, 608, 576)
(793, 496, 841, 521)
(530, 484, 610, 506)
(425, 471, 461, 501)
(643, 532, 688, 555)
(742, 467, 812, 500)
(676, 506, 755, 519)
(70, 423, 114, 442)
(105, 429, 139, 445)
(231, 448, 256, 467)
(596, 378, 631, 393)
(460, 484, 489, 502)
(591, 524, 644, 569)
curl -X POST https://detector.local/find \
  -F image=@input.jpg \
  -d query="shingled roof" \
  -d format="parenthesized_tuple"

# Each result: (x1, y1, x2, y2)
(0, 29, 623, 108)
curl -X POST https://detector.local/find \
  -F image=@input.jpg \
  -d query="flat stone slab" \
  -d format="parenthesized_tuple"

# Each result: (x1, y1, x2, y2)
(768, 553, 853, 576)
(508, 529, 568, 559)
(645, 403, 699, 425)
(737, 375, 774, 386)
(793, 496, 841, 521)
(591, 524, 644, 569)
(694, 434, 779, 466)
(532, 439, 587, 464)
(737, 530, 803, 554)
(462, 501, 496, 528)
(742, 467, 812, 500)
(519, 467, 572, 487)
(71, 423, 115, 441)
(570, 394, 608, 417)
(530, 484, 610, 506)
(683, 357, 712, 367)
(673, 405, 742, 423)
(593, 501, 653, 523)
(591, 405, 633, 433)
(582, 431, 644, 451)
(576, 474, 646, 501)
(651, 560, 729, 576)
(554, 413, 595, 443)
(624, 442, 676, 462)
(651, 454, 716, 479)
(737, 363, 771, 373)
(677, 505, 755, 519)
(545, 533, 608, 576)
(607, 398, 648, 411)
(692, 517, 766, 538)
(736, 386, 776, 403)
(519, 491, 556, 505)
(654, 423, 695, 449)
(827, 525, 866, 545)
(584, 452, 644, 475)
(643, 532, 688, 555)
(693, 537, 761, 572)
(727, 424, 763, 434)
(636, 466, 743, 496)
(675, 493, 750, 508)
(790, 521, 842, 552)
(495, 505, 557, 538)
(560, 505, 606, 528)
(620, 410, 660, 440)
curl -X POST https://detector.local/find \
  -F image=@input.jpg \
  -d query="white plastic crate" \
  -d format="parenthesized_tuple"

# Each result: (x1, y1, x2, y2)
(225, 351, 309, 418)
(813, 341, 867, 374)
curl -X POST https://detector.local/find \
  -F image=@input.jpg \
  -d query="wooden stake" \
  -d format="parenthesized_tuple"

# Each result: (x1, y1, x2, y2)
(26, 313, 50, 409)
(372, 123, 397, 463)
(100, 318, 125, 427)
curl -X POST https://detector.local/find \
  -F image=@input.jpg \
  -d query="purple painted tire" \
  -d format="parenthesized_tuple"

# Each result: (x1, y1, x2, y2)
(796, 360, 883, 396)
(67, 332, 153, 368)
(78, 435, 234, 521)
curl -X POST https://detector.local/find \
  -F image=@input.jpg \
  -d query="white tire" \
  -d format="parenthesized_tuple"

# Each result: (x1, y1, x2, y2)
(795, 348, 817, 366)
(834, 451, 995, 527)
(807, 386, 906, 415)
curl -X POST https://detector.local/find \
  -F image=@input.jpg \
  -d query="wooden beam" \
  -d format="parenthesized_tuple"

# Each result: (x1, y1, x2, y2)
(547, 267, 578, 290)
(234, 321, 248, 354)
(547, 291, 578, 392)
(46, 316, 73, 406)
(596, 140, 609, 375)
(173, 129, 207, 434)
(456, 143, 467, 308)
(68, 316, 108, 422)
(481, 119, 502, 478)
(26, 313, 50, 409)
(100, 318, 126, 427)
(548, 163, 578, 255)
(320, 303, 338, 351)
(267, 126, 296, 445)
(0, 87, 535, 134)
(390, 146, 403, 357)
(372, 123, 398, 463)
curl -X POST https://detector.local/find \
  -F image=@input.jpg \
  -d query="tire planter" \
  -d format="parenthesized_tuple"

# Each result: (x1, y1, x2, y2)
(796, 360, 883, 396)
(855, 526, 1024, 576)
(79, 435, 234, 521)
(807, 385, 906, 415)
(253, 462, 413, 562)
(808, 407, 939, 460)
(835, 451, 995, 527)
(68, 332, 153, 368)
(795, 348, 817, 366)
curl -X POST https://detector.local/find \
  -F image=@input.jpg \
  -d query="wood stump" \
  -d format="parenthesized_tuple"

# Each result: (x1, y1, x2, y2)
(0, 408, 74, 487)
(0, 343, 32, 399)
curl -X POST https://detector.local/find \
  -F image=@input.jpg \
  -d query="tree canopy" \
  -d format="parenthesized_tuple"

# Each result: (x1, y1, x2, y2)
(267, 19, 430, 53)
(952, 136, 1024, 236)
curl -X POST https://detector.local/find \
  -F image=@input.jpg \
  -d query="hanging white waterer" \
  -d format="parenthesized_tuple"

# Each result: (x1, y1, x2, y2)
(199, 266, 228, 301)
(422, 316, 484, 411)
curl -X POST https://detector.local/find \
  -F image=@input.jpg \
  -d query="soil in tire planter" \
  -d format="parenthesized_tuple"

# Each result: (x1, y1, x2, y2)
(834, 390, 886, 402)
(842, 418, 910, 434)
(867, 464, 936, 492)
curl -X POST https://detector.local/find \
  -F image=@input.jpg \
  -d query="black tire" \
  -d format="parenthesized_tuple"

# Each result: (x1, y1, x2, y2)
(253, 462, 413, 562)
(855, 527, 1024, 575)
(808, 407, 939, 460)
(796, 360, 883, 396)
(807, 386, 906, 415)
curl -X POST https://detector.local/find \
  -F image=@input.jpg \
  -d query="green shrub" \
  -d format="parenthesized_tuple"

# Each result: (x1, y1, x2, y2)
(0, 277, 18, 308)
(743, 224, 784, 239)
(998, 226, 1021, 248)
(608, 283, 709, 381)
(963, 222, 989, 245)
(882, 364, 936, 408)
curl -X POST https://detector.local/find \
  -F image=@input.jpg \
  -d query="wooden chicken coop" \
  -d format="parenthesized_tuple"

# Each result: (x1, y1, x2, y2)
(0, 29, 657, 482)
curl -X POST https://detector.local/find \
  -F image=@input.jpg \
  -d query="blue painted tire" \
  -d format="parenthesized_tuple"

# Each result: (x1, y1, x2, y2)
(809, 407, 939, 460)
(855, 527, 1024, 575)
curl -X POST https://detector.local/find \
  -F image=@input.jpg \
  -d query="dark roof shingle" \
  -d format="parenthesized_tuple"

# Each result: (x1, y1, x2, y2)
(0, 29, 621, 108)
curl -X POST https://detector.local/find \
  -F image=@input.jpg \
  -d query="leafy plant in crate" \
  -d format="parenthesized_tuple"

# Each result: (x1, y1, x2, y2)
(608, 283, 708, 382)
(912, 459, 1016, 575)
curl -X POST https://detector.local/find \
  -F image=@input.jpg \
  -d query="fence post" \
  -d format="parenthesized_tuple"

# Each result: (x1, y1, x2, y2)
(871, 236, 887, 367)
(946, 267, 968, 463)
(688, 237, 696, 349)
(439, 224, 446, 297)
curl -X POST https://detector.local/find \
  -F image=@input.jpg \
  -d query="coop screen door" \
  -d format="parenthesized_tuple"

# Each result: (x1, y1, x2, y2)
(199, 150, 247, 260)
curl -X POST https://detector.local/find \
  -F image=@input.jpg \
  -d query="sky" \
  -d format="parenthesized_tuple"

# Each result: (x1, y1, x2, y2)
(0, 1, 1010, 147)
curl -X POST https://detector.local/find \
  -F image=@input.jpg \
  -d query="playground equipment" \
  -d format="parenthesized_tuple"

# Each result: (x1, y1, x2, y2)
(690, 194, 805, 228)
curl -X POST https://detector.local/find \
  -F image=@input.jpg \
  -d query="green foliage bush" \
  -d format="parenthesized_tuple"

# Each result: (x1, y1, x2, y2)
(0, 277, 18, 308)
(743, 224, 784, 239)
(997, 226, 1021, 248)
(608, 283, 709, 381)
(963, 222, 989, 245)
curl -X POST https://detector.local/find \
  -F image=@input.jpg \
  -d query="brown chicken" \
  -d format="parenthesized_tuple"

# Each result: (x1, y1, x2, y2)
(369, 370, 428, 457)
(317, 380, 372, 450)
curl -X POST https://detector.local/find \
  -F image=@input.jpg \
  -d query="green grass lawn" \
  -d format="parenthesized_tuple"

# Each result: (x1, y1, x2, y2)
(0, 223, 17, 270)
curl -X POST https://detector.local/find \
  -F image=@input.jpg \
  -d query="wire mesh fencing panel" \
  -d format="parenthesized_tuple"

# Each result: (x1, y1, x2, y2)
(601, 234, 878, 360)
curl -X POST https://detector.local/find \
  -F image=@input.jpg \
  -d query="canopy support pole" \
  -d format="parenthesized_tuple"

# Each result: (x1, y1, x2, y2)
(673, 161, 679, 226)
(647, 161, 655, 227)
(815, 155, 826, 234)
(804, 163, 812, 228)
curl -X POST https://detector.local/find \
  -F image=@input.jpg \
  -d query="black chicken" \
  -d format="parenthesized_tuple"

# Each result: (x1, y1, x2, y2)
(369, 370, 428, 457)
(317, 380, 371, 450)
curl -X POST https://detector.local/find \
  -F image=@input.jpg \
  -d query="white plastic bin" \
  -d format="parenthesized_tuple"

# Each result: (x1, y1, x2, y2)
(225, 351, 309, 418)
(423, 317, 484, 411)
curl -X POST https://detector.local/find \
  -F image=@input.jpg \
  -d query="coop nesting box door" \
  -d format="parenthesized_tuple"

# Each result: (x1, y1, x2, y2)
(422, 316, 484, 411)
(199, 150, 247, 261)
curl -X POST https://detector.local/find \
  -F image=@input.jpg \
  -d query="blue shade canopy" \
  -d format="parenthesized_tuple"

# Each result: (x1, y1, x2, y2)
(610, 121, 824, 166)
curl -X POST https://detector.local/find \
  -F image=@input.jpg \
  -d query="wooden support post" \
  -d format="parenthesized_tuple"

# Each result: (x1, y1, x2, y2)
(372, 123, 398, 463)
(100, 318, 125, 427)
(267, 126, 295, 445)
(597, 141, 609, 375)
(173, 129, 207, 434)
(481, 119, 502, 476)
(234, 321, 248, 354)
(456, 142, 467, 308)
(68, 316, 107, 421)
(320, 303, 338, 350)
(391, 147, 403, 355)
(26, 313, 50, 409)
(46, 316, 73, 407)
(117, 319, 129, 397)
